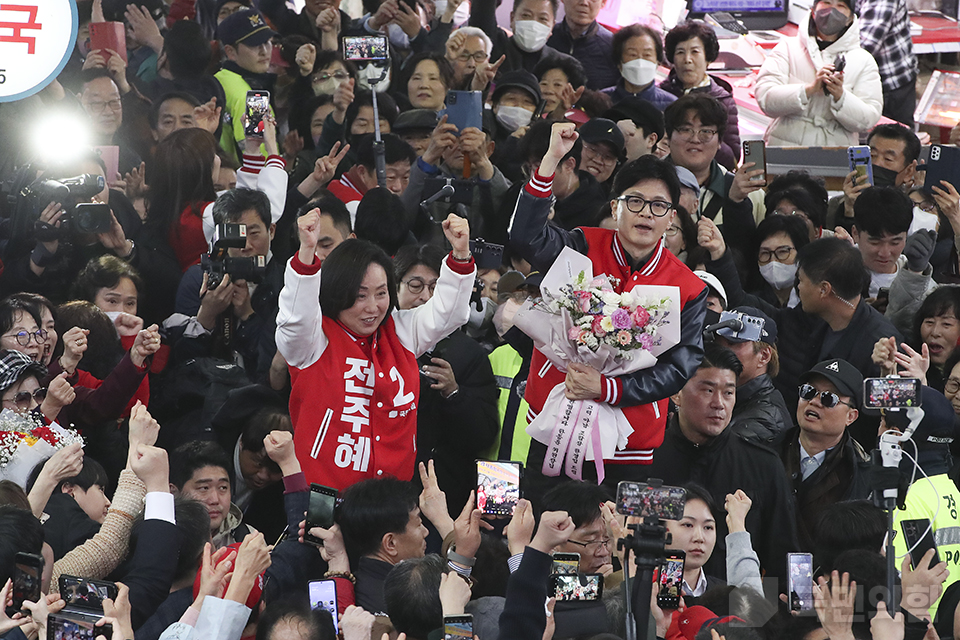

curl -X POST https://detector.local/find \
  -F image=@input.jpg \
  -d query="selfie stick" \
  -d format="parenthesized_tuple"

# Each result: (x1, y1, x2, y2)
(368, 66, 389, 189)
(875, 405, 924, 609)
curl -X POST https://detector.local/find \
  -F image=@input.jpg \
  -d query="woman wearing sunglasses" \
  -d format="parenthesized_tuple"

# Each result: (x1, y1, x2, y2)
(0, 350, 75, 423)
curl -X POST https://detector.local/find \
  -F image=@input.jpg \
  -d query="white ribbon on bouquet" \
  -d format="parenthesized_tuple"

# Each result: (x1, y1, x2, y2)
(513, 247, 681, 484)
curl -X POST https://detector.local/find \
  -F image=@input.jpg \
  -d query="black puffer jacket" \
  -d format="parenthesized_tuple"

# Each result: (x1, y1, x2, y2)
(730, 373, 795, 447)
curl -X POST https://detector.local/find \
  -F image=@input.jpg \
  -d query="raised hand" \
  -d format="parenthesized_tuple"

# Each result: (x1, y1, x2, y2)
(193, 98, 222, 135)
(813, 571, 856, 638)
(131, 324, 161, 368)
(124, 5, 164, 53)
(438, 572, 471, 615)
(296, 43, 317, 76)
(99, 583, 133, 640)
(59, 326, 89, 374)
(724, 490, 752, 533)
(130, 444, 169, 493)
(128, 401, 160, 449)
(422, 114, 459, 167)
(123, 161, 147, 199)
(531, 510, 575, 554)
(298, 209, 322, 262)
(41, 372, 76, 420)
(419, 460, 454, 537)
(729, 161, 766, 202)
(264, 430, 300, 476)
(505, 498, 535, 555)
(697, 217, 726, 261)
(452, 490, 482, 560)
(311, 141, 351, 187)
(471, 55, 504, 92)
(195, 543, 235, 605)
(340, 605, 376, 640)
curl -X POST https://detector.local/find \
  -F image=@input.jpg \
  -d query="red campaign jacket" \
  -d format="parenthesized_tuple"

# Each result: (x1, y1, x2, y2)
(277, 253, 476, 490)
(525, 228, 707, 465)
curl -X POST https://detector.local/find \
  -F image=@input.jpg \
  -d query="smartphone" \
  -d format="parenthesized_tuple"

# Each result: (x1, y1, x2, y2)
(342, 35, 389, 61)
(89, 21, 127, 63)
(742, 140, 766, 184)
(444, 614, 473, 640)
(657, 551, 685, 610)
(924, 144, 960, 194)
(47, 612, 111, 639)
(901, 518, 940, 569)
(787, 553, 814, 612)
(552, 552, 580, 575)
(476, 460, 521, 517)
(304, 484, 338, 545)
(615, 482, 686, 520)
(7, 552, 42, 617)
(59, 575, 119, 613)
(441, 90, 483, 134)
(863, 377, 921, 409)
(308, 579, 339, 634)
(244, 90, 270, 137)
(848, 145, 873, 187)
(551, 573, 604, 601)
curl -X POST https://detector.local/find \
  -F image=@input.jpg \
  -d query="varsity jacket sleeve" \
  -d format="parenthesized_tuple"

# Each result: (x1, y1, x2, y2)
(394, 255, 476, 357)
(496, 546, 552, 640)
(507, 172, 590, 272)
(275, 254, 328, 369)
(235, 154, 289, 224)
(601, 286, 708, 407)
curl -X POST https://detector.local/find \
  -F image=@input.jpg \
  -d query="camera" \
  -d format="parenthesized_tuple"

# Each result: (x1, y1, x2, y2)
(20, 173, 113, 237)
(201, 223, 266, 290)
(469, 238, 504, 270)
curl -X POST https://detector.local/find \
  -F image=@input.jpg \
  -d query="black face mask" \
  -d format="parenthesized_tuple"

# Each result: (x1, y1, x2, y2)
(872, 164, 901, 188)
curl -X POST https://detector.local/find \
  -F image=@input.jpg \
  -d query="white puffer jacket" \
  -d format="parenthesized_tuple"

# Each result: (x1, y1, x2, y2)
(755, 14, 883, 147)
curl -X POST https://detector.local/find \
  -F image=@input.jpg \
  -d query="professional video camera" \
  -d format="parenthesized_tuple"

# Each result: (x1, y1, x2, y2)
(20, 174, 113, 237)
(201, 223, 266, 289)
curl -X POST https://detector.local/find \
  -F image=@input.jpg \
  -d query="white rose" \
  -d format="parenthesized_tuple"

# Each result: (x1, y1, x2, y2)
(603, 304, 618, 317)
(620, 290, 635, 307)
(601, 291, 621, 306)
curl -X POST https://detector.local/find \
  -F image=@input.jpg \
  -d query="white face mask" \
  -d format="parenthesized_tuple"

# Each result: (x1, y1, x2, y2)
(356, 61, 391, 92)
(512, 20, 552, 52)
(759, 261, 798, 290)
(621, 58, 657, 88)
(909, 206, 940, 236)
(435, 0, 470, 24)
(495, 105, 533, 131)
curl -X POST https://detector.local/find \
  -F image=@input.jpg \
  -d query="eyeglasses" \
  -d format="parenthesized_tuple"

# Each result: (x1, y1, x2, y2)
(664, 225, 682, 237)
(456, 51, 488, 62)
(583, 142, 619, 165)
(567, 537, 611, 552)
(674, 125, 718, 142)
(498, 290, 531, 304)
(758, 245, 796, 264)
(2, 388, 46, 410)
(914, 200, 938, 213)
(798, 383, 854, 409)
(615, 195, 673, 217)
(946, 378, 960, 394)
(83, 99, 122, 114)
(2, 329, 48, 347)
(314, 71, 350, 83)
(402, 277, 438, 295)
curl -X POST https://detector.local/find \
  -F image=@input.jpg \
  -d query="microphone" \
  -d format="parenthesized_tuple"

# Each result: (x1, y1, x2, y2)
(704, 318, 743, 334)
(420, 184, 455, 207)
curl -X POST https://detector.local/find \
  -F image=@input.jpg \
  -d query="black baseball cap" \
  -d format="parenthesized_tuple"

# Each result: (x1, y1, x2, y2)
(604, 97, 665, 143)
(800, 358, 863, 406)
(217, 9, 276, 47)
(578, 118, 625, 156)
(491, 70, 541, 106)
(723, 306, 778, 345)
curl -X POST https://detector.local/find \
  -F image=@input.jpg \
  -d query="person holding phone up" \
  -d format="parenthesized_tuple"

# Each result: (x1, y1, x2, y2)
(755, 0, 882, 147)
(276, 209, 475, 490)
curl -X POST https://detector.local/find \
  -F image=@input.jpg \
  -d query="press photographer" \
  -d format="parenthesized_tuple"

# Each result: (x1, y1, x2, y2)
(165, 188, 281, 383)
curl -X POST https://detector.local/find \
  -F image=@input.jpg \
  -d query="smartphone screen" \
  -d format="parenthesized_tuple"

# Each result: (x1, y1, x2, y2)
(444, 614, 473, 640)
(615, 482, 686, 520)
(476, 460, 521, 516)
(59, 576, 118, 613)
(308, 580, 339, 634)
(787, 553, 814, 612)
(901, 519, 940, 569)
(8, 553, 42, 616)
(657, 552, 685, 609)
(244, 91, 270, 137)
(48, 612, 110, 638)
(863, 377, 921, 409)
(552, 553, 580, 575)
(552, 574, 603, 601)
(304, 484, 338, 544)
(342, 35, 389, 61)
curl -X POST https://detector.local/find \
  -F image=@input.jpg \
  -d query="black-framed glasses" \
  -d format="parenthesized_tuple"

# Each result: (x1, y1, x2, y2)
(615, 195, 673, 217)
(456, 51, 488, 62)
(567, 537, 611, 551)
(674, 125, 718, 142)
(2, 387, 45, 410)
(914, 200, 938, 213)
(2, 329, 48, 347)
(946, 378, 960, 394)
(402, 277, 438, 295)
(798, 383, 853, 409)
(758, 245, 796, 264)
(665, 225, 682, 237)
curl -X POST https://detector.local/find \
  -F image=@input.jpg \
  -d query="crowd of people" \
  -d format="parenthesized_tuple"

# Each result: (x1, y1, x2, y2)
(0, 0, 959, 639)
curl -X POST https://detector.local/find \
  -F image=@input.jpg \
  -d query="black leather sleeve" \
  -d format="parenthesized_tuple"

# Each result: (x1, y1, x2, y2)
(507, 186, 588, 272)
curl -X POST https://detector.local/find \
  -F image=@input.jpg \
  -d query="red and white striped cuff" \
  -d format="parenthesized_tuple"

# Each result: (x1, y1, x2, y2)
(240, 153, 265, 174)
(265, 154, 286, 170)
(610, 449, 654, 464)
(600, 374, 621, 405)
(524, 170, 554, 198)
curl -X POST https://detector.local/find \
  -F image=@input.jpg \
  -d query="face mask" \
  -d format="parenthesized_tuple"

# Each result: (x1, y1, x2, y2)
(435, 0, 470, 23)
(313, 78, 341, 96)
(512, 20, 552, 53)
(621, 58, 657, 87)
(813, 7, 849, 36)
(910, 206, 940, 236)
(759, 261, 799, 290)
(495, 105, 533, 131)
(356, 61, 391, 92)
(871, 164, 901, 188)
(104, 311, 122, 323)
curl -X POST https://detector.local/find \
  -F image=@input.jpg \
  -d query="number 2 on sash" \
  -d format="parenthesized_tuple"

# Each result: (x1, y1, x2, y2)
(390, 366, 415, 406)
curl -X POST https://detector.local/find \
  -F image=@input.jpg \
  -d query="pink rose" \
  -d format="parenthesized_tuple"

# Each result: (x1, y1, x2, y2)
(575, 291, 593, 312)
(632, 306, 650, 327)
(611, 308, 631, 330)
(617, 330, 632, 345)
(591, 315, 606, 336)
(568, 326, 581, 341)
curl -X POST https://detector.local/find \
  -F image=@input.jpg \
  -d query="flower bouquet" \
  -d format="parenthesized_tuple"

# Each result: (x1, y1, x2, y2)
(513, 246, 681, 483)
(0, 410, 83, 487)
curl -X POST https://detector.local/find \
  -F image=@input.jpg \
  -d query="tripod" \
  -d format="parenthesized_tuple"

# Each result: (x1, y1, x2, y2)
(619, 518, 670, 640)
